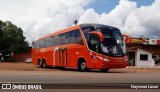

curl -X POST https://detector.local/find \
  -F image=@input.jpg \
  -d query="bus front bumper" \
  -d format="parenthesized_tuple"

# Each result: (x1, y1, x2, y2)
(101, 61, 127, 69)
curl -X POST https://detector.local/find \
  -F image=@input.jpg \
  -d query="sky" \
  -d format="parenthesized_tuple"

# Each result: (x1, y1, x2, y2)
(86, 0, 154, 14)
(0, 0, 159, 45)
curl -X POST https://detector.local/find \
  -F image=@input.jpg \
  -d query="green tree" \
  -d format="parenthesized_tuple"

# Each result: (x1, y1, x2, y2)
(0, 20, 29, 56)
(0, 20, 5, 54)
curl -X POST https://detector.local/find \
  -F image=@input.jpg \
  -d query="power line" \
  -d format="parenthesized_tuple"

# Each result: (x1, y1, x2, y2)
(23, 33, 50, 34)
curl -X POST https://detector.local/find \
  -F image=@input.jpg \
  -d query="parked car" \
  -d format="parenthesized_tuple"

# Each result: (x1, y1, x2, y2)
(154, 57, 160, 64)
(25, 58, 32, 63)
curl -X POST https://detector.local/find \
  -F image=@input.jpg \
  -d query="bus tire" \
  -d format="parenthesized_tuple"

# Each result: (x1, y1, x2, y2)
(42, 60, 47, 68)
(78, 60, 88, 72)
(38, 61, 43, 68)
(100, 69, 109, 72)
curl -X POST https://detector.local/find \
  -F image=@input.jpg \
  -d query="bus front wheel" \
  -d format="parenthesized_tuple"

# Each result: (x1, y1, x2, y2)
(100, 69, 109, 72)
(78, 61, 88, 72)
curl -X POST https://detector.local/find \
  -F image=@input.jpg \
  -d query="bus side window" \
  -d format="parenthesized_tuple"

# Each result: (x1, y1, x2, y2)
(32, 41, 36, 48)
(39, 40, 46, 48)
(52, 36, 55, 46)
(36, 41, 39, 48)
(70, 31, 76, 43)
(53, 35, 60, 46)
(70, 30, 83, 44)
(60, 33, 69, 45)
(89, 35, 100, 52)
(81, 27, 95, 45)
(76, 30, 83, 44)
(65, 32, 70, 44)
(46, 37, 53, 47)
(82, 28, 90, 42)
(39, 40, 42, 48)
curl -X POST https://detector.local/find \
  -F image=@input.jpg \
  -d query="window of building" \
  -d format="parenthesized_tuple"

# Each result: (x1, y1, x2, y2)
(140, 54, 148, 60)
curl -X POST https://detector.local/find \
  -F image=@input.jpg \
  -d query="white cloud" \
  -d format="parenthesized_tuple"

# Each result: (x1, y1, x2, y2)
(78, 0, 137, 28)
(122, 0, 160, 38)
(0, 0, 89, 44)
(100, 0, 137, 27)
(79, 0, 160, 38)
(0, 0, 160, 45)
(79, 9, 100, 23)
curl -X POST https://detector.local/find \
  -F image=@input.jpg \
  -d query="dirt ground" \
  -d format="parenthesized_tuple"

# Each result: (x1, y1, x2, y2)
(0, 62, 160, 73)
(0, 62, 59, 72)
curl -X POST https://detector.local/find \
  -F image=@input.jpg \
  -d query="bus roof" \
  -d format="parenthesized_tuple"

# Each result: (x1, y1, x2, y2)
(80, 23, 117, 29)
(37, 24, 81, 40)
(36, 23, 118, 41)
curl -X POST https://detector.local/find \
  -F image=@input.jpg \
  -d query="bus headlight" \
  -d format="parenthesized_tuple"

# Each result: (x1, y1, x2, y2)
(97, 56, 110, 62)
(104, 58, 110, 62)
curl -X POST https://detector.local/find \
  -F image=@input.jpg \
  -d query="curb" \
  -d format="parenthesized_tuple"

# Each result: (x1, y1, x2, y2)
(126, 66, 160, 69)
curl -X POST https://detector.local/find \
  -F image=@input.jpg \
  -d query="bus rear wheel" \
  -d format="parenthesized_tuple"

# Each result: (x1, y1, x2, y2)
(42, 60, 47, 68)
(100, 69, 109, 72)
(38, 61, 43, 68)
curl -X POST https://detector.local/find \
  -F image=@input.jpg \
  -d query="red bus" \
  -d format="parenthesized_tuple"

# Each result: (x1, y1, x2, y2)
(32, 24, 127, 72)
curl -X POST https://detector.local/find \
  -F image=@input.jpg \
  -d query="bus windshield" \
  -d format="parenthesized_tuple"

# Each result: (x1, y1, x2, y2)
(82, 26, 126, 56)
(100, 28, 126, 56)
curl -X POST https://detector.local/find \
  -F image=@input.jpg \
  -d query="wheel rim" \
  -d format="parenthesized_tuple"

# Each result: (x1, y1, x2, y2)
(81, 62, 86, 71)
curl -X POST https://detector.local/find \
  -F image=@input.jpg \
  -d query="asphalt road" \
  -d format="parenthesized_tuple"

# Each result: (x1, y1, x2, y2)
(0, 71, 160, 83)
(0, 70, 160, 92)
(0, 68, 160, 92)
(0, 62, 160, 91)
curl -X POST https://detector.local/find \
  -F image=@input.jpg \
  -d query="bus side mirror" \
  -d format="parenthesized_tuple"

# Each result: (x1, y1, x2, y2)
(89, 31, 104, 42)
(123, 34, 132, 43)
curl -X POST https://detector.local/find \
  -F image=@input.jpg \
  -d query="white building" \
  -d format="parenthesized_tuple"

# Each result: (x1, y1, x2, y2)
(127, 47, 155, 67)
